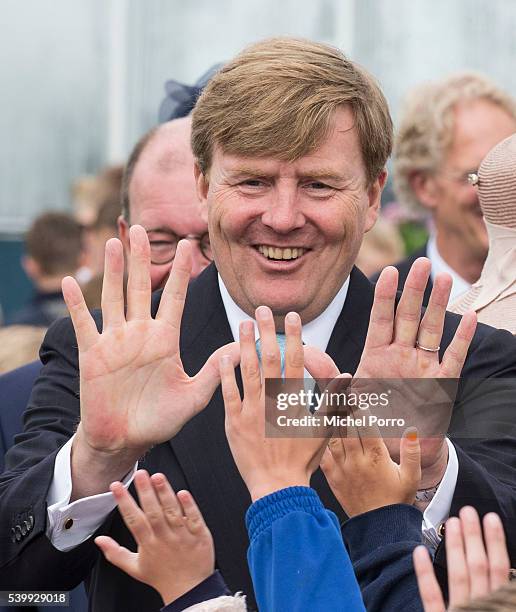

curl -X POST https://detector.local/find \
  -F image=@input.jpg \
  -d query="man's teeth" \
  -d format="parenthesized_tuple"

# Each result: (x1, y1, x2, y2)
(257, 245, 305, 260)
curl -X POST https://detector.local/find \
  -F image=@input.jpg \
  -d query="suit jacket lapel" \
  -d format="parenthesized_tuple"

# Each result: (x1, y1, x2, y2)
(326, 267, 374, 374)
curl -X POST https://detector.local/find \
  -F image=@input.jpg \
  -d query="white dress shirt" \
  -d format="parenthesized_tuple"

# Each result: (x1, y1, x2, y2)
(46, 274, 458, 551)
(427, 235, 471, 304)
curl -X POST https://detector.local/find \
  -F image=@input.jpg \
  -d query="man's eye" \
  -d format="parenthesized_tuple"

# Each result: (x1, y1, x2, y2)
(240, 179, 265, 188)
(306, 182, 332, 191)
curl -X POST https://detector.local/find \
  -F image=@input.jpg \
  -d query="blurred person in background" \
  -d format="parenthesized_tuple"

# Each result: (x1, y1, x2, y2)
(72, 165, 124, 229)
(118, 116, 212, 290)
(0, 326, 46, 375)
(451, 134, 516, 333)
(391, 73, 516, 305)
(80, 166, 123, 280)
(5, 212, 83, 327)
(355, 216, 404, 277)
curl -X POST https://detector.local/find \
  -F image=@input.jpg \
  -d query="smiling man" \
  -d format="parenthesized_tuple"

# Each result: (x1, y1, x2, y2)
(1, 38, 516, 612)
(194, 106, 385, 324)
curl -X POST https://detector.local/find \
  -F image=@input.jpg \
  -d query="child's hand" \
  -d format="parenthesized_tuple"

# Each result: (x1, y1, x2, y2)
(95, 470, 214, 606)
(220, 306, 338, 502)
(320, 426, 421, 516)
(413, 507, 510, 611)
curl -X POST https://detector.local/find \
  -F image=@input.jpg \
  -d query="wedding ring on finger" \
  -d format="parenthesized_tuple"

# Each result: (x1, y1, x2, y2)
(416, 340, 440, 353)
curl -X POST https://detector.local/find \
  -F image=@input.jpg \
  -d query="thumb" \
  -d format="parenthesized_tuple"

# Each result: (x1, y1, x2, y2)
(400, 428, 421, 495)
(95, 536, 139, 578)
(303, 346, 340, 379)
(194, 342, 241, 408)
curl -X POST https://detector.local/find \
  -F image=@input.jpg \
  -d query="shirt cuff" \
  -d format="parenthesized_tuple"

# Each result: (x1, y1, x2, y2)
(421, 437, 458, 549)
(46, 434, 137, 551)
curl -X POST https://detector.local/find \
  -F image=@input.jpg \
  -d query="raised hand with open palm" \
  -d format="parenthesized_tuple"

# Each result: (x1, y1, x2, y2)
(64, 226, 238, 499)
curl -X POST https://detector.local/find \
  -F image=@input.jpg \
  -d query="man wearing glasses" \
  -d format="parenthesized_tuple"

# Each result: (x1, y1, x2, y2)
(118, 116, 212, 290)
(388, 73, 516, 306)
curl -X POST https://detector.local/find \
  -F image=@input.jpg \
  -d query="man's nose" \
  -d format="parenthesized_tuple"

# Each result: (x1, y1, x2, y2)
(261, 186, 305, 233)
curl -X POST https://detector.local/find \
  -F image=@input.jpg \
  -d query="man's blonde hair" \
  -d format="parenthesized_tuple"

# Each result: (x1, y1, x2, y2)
(191, 37, 392, 185)
(394, 72, 516, 211)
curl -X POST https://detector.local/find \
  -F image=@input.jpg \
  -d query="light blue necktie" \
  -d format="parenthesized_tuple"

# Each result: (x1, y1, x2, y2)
(255, 333, 286, 375)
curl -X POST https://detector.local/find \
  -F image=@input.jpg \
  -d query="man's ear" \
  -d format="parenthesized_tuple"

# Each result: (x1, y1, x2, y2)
(117, 215, 130, 254)
(409, 172, 439, 210)
(364, 169, 387, 232)
(194, 162, 209, 222)
(22, 255, 40, 282)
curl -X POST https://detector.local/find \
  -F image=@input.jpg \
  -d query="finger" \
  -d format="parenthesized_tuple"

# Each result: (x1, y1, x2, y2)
(416, 273, 452, 355)
(399, 428, 421, 498)
(303, 346, 340, 379)
(445, 516, 470, 607)
(459, 506, 489, 599)
(239, 320, 262, 403)
(326, 437, 346, 464)
(176, 490, 210, 536)
(255, 306, 282, 378)
(394, 258, 431, 347)
(132, 470, 169, 539)
(440, 311, 477, 377)
(155, 239, 192, 340)
(193, 342, 241, 410)
(150, 473, 184, 529)
(317, 373, 352, 422)
(101, 238, 126, 330)
(412, 545, 446, 612)
(284, 312, 304, 379)
(364, 266, 397, 350)
(345, 385, 384, 449)
(219, 353, 243, 422)
(110, 480, 152, 546)
(62, 276, 99, 352)
(95, 536, 139, 577)
(126, 225, 152, 321)
(352, 406, 384, 451)
(482, 513, 510, 592)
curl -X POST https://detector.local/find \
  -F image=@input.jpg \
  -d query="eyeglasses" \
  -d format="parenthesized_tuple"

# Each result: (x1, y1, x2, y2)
(145, 230, 212, 265)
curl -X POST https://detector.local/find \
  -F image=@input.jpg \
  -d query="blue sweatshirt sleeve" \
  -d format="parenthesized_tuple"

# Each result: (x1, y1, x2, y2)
(342, 504, 425, 612)
(246, 486, 366, 612)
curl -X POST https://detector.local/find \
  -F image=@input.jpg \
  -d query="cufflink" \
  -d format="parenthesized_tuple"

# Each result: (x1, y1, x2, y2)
(437, 523, 446, 539)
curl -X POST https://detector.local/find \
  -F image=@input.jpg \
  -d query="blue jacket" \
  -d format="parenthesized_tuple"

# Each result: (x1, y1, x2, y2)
(163, 488, 425, 611)
(246, 486, 366, 611)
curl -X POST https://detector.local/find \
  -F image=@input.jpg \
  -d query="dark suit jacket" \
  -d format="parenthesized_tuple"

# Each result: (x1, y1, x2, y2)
(0, 361, 41, 474)
(370, 244, 433, 307)
(1, 265, 515, 611)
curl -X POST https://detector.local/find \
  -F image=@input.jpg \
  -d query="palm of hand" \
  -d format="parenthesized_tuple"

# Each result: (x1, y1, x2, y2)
(63, 231, 237, 457)
(356, 344, 442, 379)
(79, 319, 195, 452)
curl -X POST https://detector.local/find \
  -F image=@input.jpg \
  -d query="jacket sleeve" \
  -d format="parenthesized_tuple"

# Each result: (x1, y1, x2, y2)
(246, 486, 365, 612)
(342, 504, 424, 612)
(442, 324, 516, 586)
(0, 315, 105, 589)
(160, 571, 244, 612)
